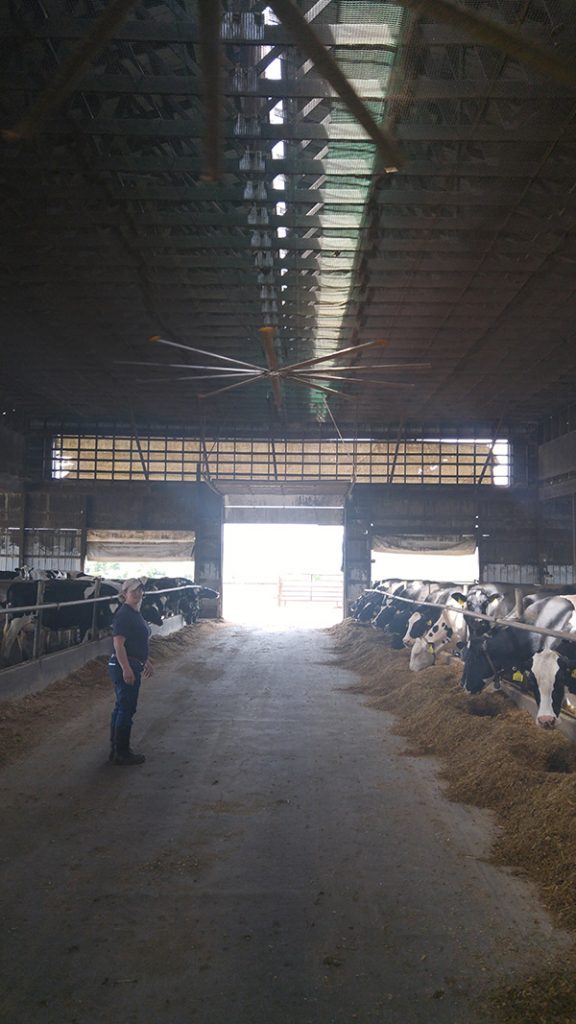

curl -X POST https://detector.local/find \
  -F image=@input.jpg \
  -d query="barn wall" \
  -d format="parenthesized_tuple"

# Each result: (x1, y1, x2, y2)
(0, 425, 26, 491)
(0, 482, 223, 615)
(343, 484, 543, 605)
(539, 431, 576, 499)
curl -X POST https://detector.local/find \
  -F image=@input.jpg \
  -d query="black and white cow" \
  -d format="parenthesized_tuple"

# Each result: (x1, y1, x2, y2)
(402, 585, 459, 648)
(372, 580, 440, 641)
(463, 584, 517, 641)
(461, 595, 576, 727)
(405, 587, 464, 670)
(350, 582, 394, 623)
(150, 578, 200, 625)
(1, 578, 122, 662)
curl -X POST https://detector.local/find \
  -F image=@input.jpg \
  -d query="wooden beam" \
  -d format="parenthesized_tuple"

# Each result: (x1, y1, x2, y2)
(2, 0, 141, 142)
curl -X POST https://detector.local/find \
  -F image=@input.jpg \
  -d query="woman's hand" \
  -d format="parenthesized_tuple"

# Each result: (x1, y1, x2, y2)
(143, 659, 154, 679)
(122, 664, 136, 685)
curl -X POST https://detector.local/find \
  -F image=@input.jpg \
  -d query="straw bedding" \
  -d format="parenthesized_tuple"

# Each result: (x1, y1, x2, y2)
(0, 621, 221, 769)
(328, 620, 576, 1023)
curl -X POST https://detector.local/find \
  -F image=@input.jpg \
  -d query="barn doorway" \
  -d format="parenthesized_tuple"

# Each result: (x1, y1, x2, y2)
(223, 524, 344, 627)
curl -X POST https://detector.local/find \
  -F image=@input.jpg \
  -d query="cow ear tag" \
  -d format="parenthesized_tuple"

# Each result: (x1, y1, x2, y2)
(427, 644, 435, 654)
(426, 619, 432, 625)
(571, 669, 576, 679)
(512, 671, 524, 682)
(457, 598, 466, 606)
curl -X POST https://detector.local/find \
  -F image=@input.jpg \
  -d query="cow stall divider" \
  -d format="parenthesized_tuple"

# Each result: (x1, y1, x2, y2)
(0, 584, 203, 702)
(366, 589, 576, 736)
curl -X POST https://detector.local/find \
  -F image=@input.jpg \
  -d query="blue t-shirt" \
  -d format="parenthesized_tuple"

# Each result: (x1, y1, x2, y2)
(112, 604, 151, 662)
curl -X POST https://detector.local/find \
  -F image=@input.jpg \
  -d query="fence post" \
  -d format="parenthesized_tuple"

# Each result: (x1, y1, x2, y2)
(89, 578, 102, 641)
(32, 580, 45, 660)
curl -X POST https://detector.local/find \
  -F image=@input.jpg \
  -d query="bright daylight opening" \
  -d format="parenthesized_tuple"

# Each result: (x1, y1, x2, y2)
(371, 549, 479, 586)
(85, 558, 195, 581)
(223, 524, 344, 628)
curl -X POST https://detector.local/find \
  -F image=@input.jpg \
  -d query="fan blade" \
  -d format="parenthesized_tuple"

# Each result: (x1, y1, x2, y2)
(198, 373, 267, 399)
(289, 374, 355, 401)
(137, 372, 264, 384)
(294, 362, 432, 373)
(281, 338, 387, 374)
(116, 360, 259, 373)
(296, 372, 415, 387)
(149, 335, 264, 372)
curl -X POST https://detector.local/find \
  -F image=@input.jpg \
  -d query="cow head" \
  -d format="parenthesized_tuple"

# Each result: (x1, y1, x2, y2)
(403, 612, 429, 647)
(141, 597, 164, 627)
(461, 637, 497, 694)
(465, 589, 503, 639)
(524, 648, 576, 728)
(424, 618, 453, 650)
(409, 637, 436, 672)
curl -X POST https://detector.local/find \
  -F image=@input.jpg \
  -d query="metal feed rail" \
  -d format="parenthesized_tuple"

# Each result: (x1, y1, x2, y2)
(0, 584, 202, 617)
(370, 591, 576, 646)
(0, 584, 205, 662)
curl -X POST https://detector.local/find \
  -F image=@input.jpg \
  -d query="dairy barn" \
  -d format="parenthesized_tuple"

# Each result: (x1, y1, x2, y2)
(3, 1, 576, 1022)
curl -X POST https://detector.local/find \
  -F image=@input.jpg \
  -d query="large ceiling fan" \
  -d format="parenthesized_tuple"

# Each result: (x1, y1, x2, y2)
(117, 332, 431, 415)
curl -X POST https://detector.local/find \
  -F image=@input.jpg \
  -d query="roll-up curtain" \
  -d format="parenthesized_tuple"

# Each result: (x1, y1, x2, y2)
(372, 534, 475, 556)
(86, 530, 195, 561)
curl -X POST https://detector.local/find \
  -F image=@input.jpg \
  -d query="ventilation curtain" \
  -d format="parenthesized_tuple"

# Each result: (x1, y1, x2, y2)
(372, 534, 475, 556)
(86, 530, 195, 561)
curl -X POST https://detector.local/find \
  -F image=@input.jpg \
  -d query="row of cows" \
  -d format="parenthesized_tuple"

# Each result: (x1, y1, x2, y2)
(351, 579, 576, 729)
(0, 570, 218, 666)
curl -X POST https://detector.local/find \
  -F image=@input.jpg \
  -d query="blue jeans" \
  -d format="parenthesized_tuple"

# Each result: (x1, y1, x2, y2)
(108, 656, 143, 751)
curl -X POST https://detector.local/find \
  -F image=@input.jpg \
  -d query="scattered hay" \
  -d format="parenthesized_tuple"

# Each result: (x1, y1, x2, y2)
(0, 657, 110, 768)
(330, 620, 576, 1022)
(490, 967, 576, 1024)
(0, 621, 220, 769)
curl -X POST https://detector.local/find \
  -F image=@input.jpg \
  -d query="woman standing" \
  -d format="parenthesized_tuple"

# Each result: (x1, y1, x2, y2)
(108, 578, 154, 765)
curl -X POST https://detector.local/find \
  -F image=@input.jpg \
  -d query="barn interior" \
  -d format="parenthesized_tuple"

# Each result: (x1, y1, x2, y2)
(2, 0, 576, 601)
(3, 1, 576, 1021)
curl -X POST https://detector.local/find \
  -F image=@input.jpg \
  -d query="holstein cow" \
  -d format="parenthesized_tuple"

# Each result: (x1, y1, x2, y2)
(372, 580, 436, 638)
(379, 580, 449, 649)
(408, 587, 468, 671)
(461, 595, 576, 727)
(417, 590, 468, 658)
(402, 584, 459, 648)
(348, 585, 387, 622)
(1, 578, 122, 663)
(463, 583, 517, 641)
(149, 578, 218, 625)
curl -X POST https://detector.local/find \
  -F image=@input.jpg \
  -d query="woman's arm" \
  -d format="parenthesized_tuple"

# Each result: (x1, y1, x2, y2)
(113, 635, 135, 685)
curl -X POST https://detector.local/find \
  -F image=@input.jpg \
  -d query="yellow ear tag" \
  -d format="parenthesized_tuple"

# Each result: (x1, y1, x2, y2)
(458, 598, 466, 606)
(512, 671, 524, 682)
(426, 619, 432, 626)
(427, 644, 435, 654)
(571, 669, 576, 679)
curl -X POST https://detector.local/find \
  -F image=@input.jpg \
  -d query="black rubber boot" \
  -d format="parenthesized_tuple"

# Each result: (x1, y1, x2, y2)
(112, 749, 146, 766)
(112, 725, 145, 765)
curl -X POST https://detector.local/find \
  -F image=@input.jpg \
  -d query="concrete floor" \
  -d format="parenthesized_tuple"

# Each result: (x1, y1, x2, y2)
(0, 624, 571, 1024)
